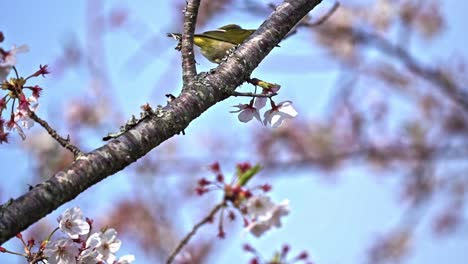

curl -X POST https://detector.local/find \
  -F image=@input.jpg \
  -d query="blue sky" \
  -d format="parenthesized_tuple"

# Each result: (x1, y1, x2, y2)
(1, 0, 468, 263)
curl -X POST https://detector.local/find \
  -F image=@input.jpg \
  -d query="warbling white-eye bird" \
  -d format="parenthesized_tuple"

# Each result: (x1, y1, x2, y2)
(167, 24, 256, 63)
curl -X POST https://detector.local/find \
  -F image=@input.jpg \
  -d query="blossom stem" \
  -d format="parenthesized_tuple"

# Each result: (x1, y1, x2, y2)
(10, 99, 16, 116)
(269, 98, 276, 108)
(44, 227, 60, 245)
(166, 202, 225, 264)
(0, 248, 27, 257)
(11, 66, 19, 79)
(28, 111, 84, 158)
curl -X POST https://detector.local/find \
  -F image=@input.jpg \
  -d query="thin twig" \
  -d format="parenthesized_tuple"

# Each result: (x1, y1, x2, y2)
(232, 91, 278, 98)
(285, 1, 340, 39)
(166, 203, 225, 264)
(306, 1, 340, 27)
(28, 111, 83, 158)
(181, 0, 200, 86)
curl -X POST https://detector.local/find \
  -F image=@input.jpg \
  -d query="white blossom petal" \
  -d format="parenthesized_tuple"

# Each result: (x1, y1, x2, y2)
(267, 199, 290, 228)
(254, 97, 267, 109)
(77, 248, 101, 264)
(86, 232, 102, 248)
(269, 113, 284, 128)
(229, 104, 246, 113)
(245, 219, 272, 237)
(238, 108, 254, 122)
(263, 101, 298, 127)
(116, 255, 136, 264)
(277, 101, 298, 117)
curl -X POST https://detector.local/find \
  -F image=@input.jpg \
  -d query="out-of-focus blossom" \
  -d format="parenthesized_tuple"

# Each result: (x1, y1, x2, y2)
(369, 0, 395, 32)
(173, 250, 193, 264)
(245, 197, 290, 237)
(115, 254, 136, 264)
(0, 44, 29, 81)
(246, 219, 272, 237)
(399, 1, 444, 39)
(246, 195, 275, 219)
(368, 230, 412, 263)
(314, 6, 356, 60)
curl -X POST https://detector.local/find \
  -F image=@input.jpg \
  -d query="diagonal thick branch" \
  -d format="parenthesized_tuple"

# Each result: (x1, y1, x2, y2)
(0, 0, 323, 245)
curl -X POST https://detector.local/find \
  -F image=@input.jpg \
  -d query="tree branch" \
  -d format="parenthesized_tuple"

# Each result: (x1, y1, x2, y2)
(307, 1, 339, 27)
(181, 0, 200, 86)
(29, 111, 83, 158)
(355, 30, 468, 113)
(231, 91, 278, 98)
(0, 0, 323, 245)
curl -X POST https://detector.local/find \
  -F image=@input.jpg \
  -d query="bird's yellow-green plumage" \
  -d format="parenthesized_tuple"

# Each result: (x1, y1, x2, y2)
(168, 24, 256, 63)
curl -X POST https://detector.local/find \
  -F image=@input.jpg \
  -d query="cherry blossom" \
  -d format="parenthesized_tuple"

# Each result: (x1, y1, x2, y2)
(263, 100, 298, 128)
(58, 207, 90, 239)
(230, 102, 261, 123)
(86, 228, 122, 263)
(43, 238, 79, 264)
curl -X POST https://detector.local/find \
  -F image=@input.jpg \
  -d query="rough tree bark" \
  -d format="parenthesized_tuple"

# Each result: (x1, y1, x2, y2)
(0, 0, 322, 244)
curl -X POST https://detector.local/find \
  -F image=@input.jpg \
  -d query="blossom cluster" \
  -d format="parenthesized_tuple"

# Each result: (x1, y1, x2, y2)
(0, 207, 134, 264)
(0, 32, 48, 143)
(196, 162, 289, 238)
(231, 86, 298, 128)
